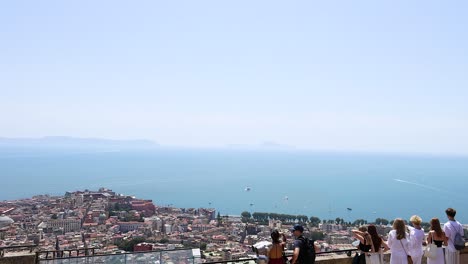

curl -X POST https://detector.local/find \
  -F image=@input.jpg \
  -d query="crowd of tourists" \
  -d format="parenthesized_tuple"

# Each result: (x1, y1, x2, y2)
(350, 208, 464, 264)
(265, 207, 465, 264)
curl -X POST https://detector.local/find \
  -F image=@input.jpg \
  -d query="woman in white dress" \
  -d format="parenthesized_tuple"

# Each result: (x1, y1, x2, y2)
(387, 218, 411, 264)
(366, 224, 389, 264)
(426, 218, 447, 264)
(408, 215, 425, 264)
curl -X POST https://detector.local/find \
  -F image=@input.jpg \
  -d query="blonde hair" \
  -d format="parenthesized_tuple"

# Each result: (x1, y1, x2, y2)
(410, 215, 422, 225)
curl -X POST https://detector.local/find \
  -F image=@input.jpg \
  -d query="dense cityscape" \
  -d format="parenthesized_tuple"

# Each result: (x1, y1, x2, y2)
(1, 187, 449, 262)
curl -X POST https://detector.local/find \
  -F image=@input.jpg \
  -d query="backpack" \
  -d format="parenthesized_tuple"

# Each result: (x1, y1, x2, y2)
(298, 236, 316, 264)
(451, 222, 465, 250)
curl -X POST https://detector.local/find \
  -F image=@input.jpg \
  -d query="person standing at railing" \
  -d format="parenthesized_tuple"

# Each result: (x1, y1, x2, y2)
(426, 218, 447, 264)
(268, 230, 287, 264)
(387, 219, 411, 264)
(351, 226, 372, 264)
(407, 215, 425, 264)
(352, 226, 372, 251)
(366, 224, 389, 264)
(443, 208, 464, 264)
(291, 225, 317, 264)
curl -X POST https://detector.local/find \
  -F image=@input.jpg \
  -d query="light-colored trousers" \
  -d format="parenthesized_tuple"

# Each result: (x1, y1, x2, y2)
(445, 250, 460, 264)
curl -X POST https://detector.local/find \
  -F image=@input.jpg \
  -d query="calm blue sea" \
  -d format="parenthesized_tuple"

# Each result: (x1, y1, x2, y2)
(1, 147, 467, 223)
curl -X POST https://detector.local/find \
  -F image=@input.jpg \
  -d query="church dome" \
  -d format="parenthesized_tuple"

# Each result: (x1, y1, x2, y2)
(0, 214, 14, 228)
(99, 213, 107, 219)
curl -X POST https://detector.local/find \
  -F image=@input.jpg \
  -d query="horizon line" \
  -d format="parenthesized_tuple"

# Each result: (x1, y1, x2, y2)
(0, 135, 467, 158)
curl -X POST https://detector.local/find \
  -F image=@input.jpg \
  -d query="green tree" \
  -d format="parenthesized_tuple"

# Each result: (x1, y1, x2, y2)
(261, 212, 270, 222)
(117, 238, 146, 252)
(269, 213, 280, 220)
(200, 242, 207, 250)
(309, 216, 321, 227)
(289, 215, 295, 223)
(252, 212, 260, 221)
(297, 215, 308, 224)
(279, 214, 287, 223)
(353, 219, 366, 226)
(375, 218, 389, 225)
(252, 212, 269, 223)
(241, 211, 251, 223)
(217, 212, 222, 227)
(308, 231, 325, 240)
(241, 211, 251, 219)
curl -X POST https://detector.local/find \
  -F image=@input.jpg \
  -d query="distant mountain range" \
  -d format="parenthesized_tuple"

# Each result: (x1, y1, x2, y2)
(0, 137, 296, 151)
(0, 136, 159, 149)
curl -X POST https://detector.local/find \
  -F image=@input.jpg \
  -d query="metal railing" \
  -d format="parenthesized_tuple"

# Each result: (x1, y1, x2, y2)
(315, 249, 358, 257)
(35, 248, 358, 264)
(36, 247, 99, 261)
(199, 249, 359, 264)
(0, 244, 37, 257)
(37, 248, 201, 264)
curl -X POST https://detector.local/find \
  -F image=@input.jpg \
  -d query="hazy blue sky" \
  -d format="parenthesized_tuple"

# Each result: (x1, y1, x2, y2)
(1, 1, 467, 154)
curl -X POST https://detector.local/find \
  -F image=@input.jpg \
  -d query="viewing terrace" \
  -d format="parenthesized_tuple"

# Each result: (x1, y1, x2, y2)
(0, 246, 468, 264)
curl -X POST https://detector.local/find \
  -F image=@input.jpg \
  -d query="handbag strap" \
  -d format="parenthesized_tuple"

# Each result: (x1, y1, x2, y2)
(399, 239, 409, 256)
(449, 221, 462, 235)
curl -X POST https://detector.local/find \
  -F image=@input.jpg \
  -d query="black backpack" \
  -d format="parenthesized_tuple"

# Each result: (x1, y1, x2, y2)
(298, 236, 316, 264)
